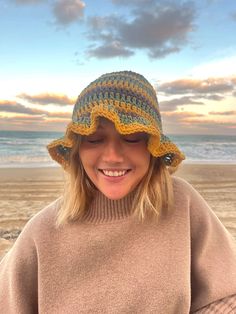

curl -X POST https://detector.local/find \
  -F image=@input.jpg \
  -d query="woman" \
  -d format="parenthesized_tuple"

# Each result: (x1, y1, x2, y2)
(0, 70, 236, 313)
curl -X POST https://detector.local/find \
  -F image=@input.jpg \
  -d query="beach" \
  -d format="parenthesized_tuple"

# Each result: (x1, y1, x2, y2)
(0, 164, 235, 259)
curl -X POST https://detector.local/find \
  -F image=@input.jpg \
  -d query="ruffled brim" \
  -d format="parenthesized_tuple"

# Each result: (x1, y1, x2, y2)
(47, 117, 185, 170)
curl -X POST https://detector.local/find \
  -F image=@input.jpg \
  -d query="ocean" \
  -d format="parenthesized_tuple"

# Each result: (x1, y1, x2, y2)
(0, 130, 236, 168)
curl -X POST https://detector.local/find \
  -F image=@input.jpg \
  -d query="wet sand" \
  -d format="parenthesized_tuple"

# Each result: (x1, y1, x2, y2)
(0, 164, 235, 259)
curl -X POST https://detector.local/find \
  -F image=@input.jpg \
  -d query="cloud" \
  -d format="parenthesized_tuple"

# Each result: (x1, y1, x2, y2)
(0, 102, 71, 131)
(87, 41, 134, 58)
(53, 0, 85, 25)
(209, 110, 236, 116)
(203, 94, 225, 101)
(158, 77, 235, 95)
(160, 111, 236, 135)
(161, 111, 206, 132)
(0, 115, 45, 122)
(0, 98, 72, 122)
(162, 110, 205, 120)
(149, 46, 180, 59)
(17, 93, 75, 105)
(180, 119, 236, 130)
(46, 112, 71, 118)
(0, 115, 69, 132)
(86, 1, 196, 59)
(159, 96, 204, 112)
(0, 100, 46, 115)
(160, 111, 205, 134)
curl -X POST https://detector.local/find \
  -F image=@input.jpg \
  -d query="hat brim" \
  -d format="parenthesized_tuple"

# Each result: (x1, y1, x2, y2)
(47, 109, 185, 170)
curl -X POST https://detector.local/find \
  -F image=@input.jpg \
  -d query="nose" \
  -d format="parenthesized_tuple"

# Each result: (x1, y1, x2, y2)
(101, 139, 124, 163)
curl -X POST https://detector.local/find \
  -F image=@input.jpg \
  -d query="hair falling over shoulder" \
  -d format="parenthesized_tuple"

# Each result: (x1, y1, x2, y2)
(56, 135, 177, 227)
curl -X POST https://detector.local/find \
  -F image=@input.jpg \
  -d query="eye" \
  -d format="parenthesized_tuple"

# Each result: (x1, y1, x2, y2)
(123, 133, 147, 143)
(87, 139, 103, 144)
(124, 138, 141, 143)
(82, 135, 104, 144)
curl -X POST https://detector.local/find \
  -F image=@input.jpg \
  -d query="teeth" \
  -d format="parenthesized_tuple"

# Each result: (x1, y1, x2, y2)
(102, 170, 128, 177)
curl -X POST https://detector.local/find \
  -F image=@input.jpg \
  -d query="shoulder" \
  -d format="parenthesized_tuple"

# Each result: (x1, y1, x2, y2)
(30, 197, 62, 226)
(172, 176, 210, 207)
(1, 198, 63, 265)
(16, 197, 62, 244)
(171, 175, 200, 205)
(170, 176, 215, 224)
(172, 175, 200, 195)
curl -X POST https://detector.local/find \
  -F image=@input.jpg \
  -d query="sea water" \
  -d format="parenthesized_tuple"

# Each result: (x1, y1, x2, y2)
(0, 130, 235, 168)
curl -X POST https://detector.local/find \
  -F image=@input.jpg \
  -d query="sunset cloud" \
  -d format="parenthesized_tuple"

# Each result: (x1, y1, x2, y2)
(159, 96, 204, 112)
(203, 94, 225, 101)
(181, 119, 236, 129)
(86, 1, 195, 59)
(17, 93, 75, 106)
(209, 110, 236, 116)
(158, 78, 235, 95)
(0, 115, 45, 131)
(162, 110, 205, 120)
(0, 99, 71, 119)
(0, 95, 71, 122)
(87, 41, 134, 59)
(0, 115, 69, 132)
(46, 112, 71, 118)
(11, 0, 196, 59)
(53, 0, 85, 25)
(0, 100, 46, 115)
(161, 111, 205, 133)
(161, 112, 235, 135)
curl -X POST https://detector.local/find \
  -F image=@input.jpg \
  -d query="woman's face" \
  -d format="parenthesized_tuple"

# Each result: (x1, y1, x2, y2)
(79, 118, 151, 200)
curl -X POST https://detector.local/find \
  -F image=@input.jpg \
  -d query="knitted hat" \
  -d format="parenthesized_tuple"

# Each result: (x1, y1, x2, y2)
(47, 71, 185, 169)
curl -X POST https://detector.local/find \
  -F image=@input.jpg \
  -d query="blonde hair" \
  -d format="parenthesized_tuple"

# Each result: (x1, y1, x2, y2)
(56, 134, 177, 227)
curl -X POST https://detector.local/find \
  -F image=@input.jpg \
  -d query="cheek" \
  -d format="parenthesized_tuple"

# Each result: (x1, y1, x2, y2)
(133, 147, 150, 171)
(79, 148, 98, 172)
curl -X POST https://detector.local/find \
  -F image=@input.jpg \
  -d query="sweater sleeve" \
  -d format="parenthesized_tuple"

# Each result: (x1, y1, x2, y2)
(193, 294, 236, 313)
(187, 181, 236, 313)
(0, 221, 38, 314)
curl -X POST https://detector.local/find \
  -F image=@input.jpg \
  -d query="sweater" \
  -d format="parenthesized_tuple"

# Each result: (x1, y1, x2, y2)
(0, 176, 236, 313)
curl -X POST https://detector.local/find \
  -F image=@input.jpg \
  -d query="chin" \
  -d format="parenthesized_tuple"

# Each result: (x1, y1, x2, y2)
(102, 190, 130, 200)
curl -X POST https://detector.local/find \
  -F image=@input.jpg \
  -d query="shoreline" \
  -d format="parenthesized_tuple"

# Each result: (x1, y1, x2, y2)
(0, 164, 236, 258)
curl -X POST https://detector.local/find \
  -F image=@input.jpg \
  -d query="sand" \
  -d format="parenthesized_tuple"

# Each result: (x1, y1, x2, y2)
(0, 164, 235, 259)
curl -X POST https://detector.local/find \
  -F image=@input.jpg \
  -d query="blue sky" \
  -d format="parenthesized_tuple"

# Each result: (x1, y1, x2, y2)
(1, 0, 236, 134)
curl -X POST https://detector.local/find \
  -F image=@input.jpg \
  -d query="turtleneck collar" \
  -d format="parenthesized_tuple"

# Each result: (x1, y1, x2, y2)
(82, 189, 136, 224)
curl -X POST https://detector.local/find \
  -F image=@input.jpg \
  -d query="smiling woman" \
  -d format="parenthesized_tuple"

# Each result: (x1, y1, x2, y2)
(79, 118, 151, 200)
(0, 70, 236, 313)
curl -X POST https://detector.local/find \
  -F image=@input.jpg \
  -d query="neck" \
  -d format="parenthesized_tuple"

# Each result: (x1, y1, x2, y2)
(82, 189, 137, 224)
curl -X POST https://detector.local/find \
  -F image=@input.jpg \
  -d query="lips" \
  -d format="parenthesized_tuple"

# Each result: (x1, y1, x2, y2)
(98, 169, 131, 177)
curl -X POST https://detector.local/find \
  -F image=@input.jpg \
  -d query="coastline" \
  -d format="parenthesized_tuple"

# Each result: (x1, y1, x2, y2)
(0, 163, 235, 258)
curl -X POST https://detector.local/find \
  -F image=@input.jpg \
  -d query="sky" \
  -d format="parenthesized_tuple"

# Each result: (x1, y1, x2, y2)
(0, 0, 236, 135)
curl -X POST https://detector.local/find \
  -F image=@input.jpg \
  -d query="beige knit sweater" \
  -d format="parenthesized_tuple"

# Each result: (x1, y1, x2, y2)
(0, 177, 236, 313)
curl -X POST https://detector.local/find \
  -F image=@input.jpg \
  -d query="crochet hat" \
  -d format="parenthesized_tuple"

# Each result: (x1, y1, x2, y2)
(47, 71, 185, 169)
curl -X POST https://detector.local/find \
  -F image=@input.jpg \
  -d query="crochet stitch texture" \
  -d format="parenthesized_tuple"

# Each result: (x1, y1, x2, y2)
(47, 71, 185, 168)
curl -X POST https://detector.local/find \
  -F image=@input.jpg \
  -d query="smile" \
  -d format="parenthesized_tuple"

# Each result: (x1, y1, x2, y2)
(98, 169, 131, 177)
